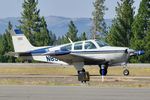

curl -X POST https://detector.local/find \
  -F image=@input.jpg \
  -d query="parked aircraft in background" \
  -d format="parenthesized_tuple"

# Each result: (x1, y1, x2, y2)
(9, 29, 144, 82)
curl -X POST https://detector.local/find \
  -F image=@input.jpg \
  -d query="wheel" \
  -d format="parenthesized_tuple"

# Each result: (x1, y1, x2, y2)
(99, 69, 107, 76)
(99, 64, 108, 76)
(123, 69, 129, 76)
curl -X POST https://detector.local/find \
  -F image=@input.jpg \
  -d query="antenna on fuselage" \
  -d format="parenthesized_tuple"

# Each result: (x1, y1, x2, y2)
(68, 38, 73, 43)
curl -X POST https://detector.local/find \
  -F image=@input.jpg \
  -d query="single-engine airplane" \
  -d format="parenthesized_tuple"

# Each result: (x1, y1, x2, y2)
(9, 29, 144, 82)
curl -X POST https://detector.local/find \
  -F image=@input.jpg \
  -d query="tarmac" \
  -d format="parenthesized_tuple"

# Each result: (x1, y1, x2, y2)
(0, 86, 149, 100)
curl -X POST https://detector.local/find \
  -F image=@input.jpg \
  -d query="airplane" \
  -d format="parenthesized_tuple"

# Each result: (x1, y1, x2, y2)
(9, 29, 144, 82)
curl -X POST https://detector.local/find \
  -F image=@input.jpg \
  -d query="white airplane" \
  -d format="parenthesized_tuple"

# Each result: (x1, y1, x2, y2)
(9, 29, 144, 82)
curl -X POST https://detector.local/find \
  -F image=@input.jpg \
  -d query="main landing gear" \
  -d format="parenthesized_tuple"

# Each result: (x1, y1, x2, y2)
(77, 68, 90, 83)
(99, 64, 108, 76)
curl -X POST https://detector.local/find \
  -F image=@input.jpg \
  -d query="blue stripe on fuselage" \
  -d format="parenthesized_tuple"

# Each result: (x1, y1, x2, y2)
(55, 50, 71, 55)
(71, 50, 126, 54)
(30, 49, 126, 55)
(31, 48, 49, 54)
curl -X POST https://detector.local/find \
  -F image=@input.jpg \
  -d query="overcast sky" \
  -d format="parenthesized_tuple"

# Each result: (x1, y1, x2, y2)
(0, 0, 141, 19)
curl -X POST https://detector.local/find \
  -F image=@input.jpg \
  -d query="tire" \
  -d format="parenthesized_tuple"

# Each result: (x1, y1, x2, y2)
(123, 69, 129, 76)
(99, 69, 107, 76)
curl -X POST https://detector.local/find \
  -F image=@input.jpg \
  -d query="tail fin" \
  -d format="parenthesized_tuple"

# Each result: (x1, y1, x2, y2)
(10, 29, 35, 52)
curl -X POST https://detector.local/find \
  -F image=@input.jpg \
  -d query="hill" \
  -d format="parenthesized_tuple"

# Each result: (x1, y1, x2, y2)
(0, 16, 112, 37)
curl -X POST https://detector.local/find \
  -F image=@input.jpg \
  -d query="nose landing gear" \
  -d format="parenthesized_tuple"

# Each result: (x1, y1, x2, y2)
(123, 69, 129, 76)
(123, 64, 129, 76)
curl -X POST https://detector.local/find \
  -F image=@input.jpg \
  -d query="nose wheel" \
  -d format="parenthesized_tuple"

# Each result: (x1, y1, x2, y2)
(123, 64, 130, 76)
(123, 69, 129, 76)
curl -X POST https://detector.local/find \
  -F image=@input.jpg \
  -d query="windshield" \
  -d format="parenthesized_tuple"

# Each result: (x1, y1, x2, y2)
(61, 44, 72, 51)
(96, 40, 109, 47)
(85, 41, 97, 49)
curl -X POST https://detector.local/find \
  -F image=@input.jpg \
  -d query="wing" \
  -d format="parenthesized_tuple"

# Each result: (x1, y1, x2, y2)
(50, 53, 105, 65)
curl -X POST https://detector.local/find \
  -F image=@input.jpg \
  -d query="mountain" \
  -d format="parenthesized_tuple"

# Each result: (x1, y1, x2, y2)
(0, 17, 20, 34)
(0, 16, 112, 37)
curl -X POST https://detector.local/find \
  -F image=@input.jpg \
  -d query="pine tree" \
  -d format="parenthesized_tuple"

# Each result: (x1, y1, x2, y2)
(19, 0, 41, 45)
(0, 35, 5, 62)
(92, 0, 107, 39)
(0, 22, 16, 62)
(131, 0, 150, 62)
(106, 22, 117, 46)
(19, 0, 53, 46)
(34, 16, 51, 46)
(49, 31, 56, 45)
(106, 0, 134, 47)
(55, 36, 62, 45)
(64, 21, 78, 43)
(5, 22, 13, 52)
(80, 32, 87, 40)
(60, 36, 66, 44)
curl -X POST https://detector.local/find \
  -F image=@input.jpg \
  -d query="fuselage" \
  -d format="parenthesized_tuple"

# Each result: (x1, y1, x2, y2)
(42, 39, 131, 66)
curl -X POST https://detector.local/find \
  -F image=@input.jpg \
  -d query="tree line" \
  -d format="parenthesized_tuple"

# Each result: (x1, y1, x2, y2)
(106, 0, 150, 63)
(0, 0, 149, 63)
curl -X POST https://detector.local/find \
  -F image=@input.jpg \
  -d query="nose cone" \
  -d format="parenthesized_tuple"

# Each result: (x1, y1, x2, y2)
(128, 49, 145, 56)
(134, 50, 145, 55)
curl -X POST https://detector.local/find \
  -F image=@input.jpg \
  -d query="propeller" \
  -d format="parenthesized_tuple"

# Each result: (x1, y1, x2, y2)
(129, 50, 145, 56)
(134, 50, 145, 56)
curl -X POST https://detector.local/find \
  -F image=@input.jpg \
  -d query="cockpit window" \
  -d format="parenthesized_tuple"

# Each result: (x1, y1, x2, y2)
(96, 40, 109, 47)
(85, 41, 97, 49)
(74, 42, 82, 50)
(61, 44, 72, 51)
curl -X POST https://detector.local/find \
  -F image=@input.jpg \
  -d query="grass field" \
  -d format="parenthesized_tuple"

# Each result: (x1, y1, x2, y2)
(0, 64, 149, 87)
(0, 65, 149, 76)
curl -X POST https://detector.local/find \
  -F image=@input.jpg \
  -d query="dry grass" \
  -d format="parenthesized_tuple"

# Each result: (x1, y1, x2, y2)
(0, 64, 149, 87)
(0, 66, 76, 75)
(0, 78, 80, 86)
(85, 66, 150, 76)
(0, 65, 149, 76)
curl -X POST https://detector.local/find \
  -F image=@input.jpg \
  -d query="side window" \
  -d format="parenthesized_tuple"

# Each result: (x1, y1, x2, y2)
(61, 44, 72, 51)
(74, 42, 82, 50)
(85, 41, 97, 49)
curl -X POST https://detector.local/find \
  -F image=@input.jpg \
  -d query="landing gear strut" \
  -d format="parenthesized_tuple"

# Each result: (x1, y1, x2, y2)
(78, 68, 90, 83)
(99, 64, 108, 76)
